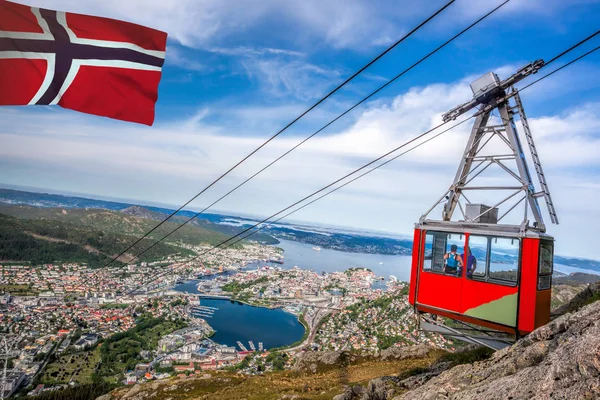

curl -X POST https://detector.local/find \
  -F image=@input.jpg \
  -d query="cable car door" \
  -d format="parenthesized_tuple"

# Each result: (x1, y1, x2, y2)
(417, 231, 465, 314)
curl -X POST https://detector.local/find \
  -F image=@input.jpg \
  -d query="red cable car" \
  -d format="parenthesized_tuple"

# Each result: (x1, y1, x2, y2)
(408, 62, 558, 348)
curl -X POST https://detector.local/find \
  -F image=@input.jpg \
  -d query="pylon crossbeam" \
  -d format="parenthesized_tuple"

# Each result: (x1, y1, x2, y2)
(423, 82, 556, 230)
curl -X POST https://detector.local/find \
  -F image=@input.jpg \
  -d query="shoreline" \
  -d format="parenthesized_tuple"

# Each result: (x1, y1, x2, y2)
(178, 286, 307, 350)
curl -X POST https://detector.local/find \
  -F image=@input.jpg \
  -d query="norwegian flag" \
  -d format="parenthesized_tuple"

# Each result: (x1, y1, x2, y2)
(0, 0, 167, 125)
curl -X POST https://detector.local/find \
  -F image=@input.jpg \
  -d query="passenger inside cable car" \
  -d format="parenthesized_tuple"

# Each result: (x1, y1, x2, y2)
(462, 246, 477, 278)
(443, 244, 463, 275)
(412, 227, 554, 336)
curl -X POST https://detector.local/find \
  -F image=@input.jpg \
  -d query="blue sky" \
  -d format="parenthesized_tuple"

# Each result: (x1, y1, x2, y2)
(1, 0, 600, 258)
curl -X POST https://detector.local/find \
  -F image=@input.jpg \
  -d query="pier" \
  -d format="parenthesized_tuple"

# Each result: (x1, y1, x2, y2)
(248, 341, 256, 351)
(236, 341, 248, 352)
(189, 303, 219, 319)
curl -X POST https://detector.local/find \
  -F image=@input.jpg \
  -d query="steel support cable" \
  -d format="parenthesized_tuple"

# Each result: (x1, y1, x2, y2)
(521, 43, 600, 91)
(124, 119, 461, 295)
(544, 30, 600, 66)
(229, 41, 600, 247)
(118, 12, 599, 297)
(227, 118, 475, 247)
(120, 0, 511, 264)
(100, 0, 457, 269)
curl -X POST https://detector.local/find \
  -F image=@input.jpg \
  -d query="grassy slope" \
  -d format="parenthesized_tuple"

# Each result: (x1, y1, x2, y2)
(0, 212, 192, 267)
(42, 347, 102, 385)
(109, 350, 444, 400)
(0, 204, 236, 247)
(0, 202, 256, 267)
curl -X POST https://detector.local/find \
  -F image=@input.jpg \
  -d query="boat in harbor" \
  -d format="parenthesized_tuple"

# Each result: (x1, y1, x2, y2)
(312, 246, 321, 251)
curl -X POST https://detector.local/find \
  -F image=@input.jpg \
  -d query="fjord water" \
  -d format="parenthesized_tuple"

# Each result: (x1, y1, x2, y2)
(196, 299, 304, 349)
(172, 282, 305, 350)
(274, 239, 413, 280)
(272, 240, 597, 278)
(174, 240, 412, 349)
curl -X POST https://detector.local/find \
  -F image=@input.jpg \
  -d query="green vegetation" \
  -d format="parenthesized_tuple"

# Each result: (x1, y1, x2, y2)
(103, 348, 443, 400)
(222, 276, 269, 296)
(439, 346, 494, 366)
(32, 381, 116, 400)
(99, 303, 130, 310)
(225, 351, 289, 373)
(170, 298, 188, 307)
(97, 315, 187, 377)
(346, 301, 362, 321)
(0, 213, 193, 267)
(0, 283, 38, 295)
(376, 334, 412, 350)
(580, 292, 600, 308)
(344, 267, 372, 276)
(0, 203, 250, 250)
(41, 346, 102, 385)
(265, 351, 289, 371)
(326, 292, 414, 350)
(0, 200, 279, 268)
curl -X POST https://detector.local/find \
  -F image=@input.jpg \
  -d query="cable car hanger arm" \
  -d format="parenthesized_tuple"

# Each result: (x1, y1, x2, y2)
(443, 60, 545, 122)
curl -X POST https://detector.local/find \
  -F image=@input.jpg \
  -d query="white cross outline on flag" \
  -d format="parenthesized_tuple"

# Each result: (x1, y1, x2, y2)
(0, 5, 166, 106)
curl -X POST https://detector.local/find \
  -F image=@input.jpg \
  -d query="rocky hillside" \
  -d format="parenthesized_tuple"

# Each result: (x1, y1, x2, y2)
(335, 282, 600, 400)
(92, 284, 600, 400)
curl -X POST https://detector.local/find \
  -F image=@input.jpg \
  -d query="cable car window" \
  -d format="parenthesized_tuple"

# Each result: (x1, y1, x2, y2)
(430, 232, 447, 272)
(423, 233, 434, 271)
(466, 235, 488, 279)
(423, 231, 464, 277)
(538, 241, 553, 290)
(489, 237, 519, 283)
(539, 241, 553, 275)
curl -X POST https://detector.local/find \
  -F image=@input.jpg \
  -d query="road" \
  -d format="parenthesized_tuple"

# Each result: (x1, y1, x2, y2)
(286, 307, 334, 353)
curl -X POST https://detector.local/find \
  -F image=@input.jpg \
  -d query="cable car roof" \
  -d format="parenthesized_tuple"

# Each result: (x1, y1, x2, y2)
(416, 219, 554, 239)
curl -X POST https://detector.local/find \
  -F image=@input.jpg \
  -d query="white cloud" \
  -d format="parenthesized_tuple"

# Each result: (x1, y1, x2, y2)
(208, 47, 304, 57)
(165, 46, 206, 72)
(17, 0, 582, 51)
(241, 58, 341, 100)
(1, 68, 600, 256)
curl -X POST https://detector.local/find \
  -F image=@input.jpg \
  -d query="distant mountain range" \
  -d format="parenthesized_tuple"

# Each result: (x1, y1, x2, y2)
(1, 188, 599, 273)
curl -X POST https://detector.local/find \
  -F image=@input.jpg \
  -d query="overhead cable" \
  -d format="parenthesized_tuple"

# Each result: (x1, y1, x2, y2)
(228, 39, 600, 246)
(123, 28, 600, 296)
(101, 0, 458, 269)
(122, 0, 511, 264)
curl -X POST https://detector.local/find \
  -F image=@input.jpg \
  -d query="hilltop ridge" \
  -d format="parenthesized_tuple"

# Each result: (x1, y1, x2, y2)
(0, 203, 248, 268)
(1, 189, 600, 273)
(121, 205, 167, 221)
